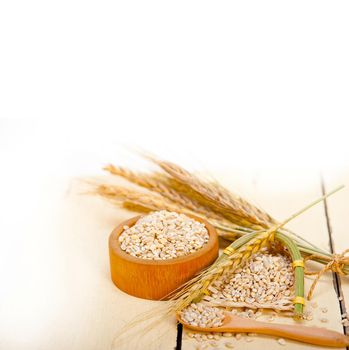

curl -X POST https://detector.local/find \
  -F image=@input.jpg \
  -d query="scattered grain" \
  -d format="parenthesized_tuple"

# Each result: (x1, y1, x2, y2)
(196, 345, 207, 350)
(278, 338, 286, 346)
(196, 344, 208, 350)
(341, 319, 349, 327)
(310, 301, 318, 308)
(303, 309, 313, 321)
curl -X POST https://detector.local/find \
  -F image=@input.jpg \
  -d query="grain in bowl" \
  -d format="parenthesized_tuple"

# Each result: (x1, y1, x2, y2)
(109, 212, 219, 299)
(118, 210, 209, 260)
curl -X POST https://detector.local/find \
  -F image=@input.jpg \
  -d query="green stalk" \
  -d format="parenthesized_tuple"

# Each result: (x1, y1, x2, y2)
(205, 232, 258, 269)
(280, 227, 328, 254)
(275, 232, 304, 318)
(220, 231, 349, 275)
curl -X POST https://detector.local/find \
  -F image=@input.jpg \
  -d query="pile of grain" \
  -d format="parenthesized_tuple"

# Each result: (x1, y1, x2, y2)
(119, 210, 209, 260)
(204, 250, 295, 309)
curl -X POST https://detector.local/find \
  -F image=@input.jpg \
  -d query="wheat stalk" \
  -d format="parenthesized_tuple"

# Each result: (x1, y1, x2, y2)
(95, 183, 194, 214)
(104, 161, 324, 251)
(151, 158, 272, 226)
(144, 157, 275, 229)
(92, 183, 241, 236)
(104, 165, 233, 225)
(145, 158, 330, 251)
(104, 155, 340, 252)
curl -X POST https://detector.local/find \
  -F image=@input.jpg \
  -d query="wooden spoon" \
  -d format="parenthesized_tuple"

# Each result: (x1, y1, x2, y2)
(177, 312, 349, 347)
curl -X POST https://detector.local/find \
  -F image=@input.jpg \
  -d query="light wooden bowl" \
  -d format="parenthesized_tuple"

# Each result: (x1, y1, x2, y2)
(109, 214, 219, 300)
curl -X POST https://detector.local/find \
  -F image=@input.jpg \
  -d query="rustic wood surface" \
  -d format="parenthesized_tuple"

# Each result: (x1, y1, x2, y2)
(0, 170, 347, 350)
(323, 171, 349, 335)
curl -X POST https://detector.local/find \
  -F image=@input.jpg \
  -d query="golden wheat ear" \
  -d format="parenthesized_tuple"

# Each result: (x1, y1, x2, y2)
(142, 157, 273, 228)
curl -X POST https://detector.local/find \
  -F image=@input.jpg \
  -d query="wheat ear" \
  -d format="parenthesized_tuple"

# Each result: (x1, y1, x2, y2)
(145, 157, 273, 228)
(104, 165, 229, 222)
(92, 183, 240, 235)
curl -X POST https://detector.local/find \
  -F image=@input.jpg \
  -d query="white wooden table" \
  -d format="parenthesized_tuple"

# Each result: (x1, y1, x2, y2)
(0, 169, 348, 350)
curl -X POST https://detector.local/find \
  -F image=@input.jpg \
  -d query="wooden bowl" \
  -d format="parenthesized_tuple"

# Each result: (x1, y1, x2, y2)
(109, 214, 219, 300)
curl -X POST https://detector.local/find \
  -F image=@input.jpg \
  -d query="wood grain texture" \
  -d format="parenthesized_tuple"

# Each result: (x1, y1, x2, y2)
(322, 170, 349, 334)
(0, 178, 178, 350)
(109, 215, 219, 300)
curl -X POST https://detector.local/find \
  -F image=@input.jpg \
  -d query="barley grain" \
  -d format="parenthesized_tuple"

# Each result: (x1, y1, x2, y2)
(181, 303, 224, 328)
(206, 252, 294, 309)
(310, 301, 318, 308)
(235, 333, 242, 340)
(119, 210, 208, 260)
(341, 319, 349, 327)
(278, 338, 286, 346)
(320, 307, 328, 313)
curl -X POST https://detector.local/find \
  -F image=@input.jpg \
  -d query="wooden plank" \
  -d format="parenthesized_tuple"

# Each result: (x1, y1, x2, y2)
(322, 171, 349, 333)
(55, 183, 178, 350)
(181, 170, 345, 350)
(0, 177, 177, 350)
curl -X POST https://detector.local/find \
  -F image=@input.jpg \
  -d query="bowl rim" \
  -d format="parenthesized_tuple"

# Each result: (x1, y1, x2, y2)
(109, 213, 219, 266)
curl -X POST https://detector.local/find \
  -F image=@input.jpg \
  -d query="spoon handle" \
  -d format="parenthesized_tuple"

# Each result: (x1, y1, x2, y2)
(227, 320, 349, 347)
